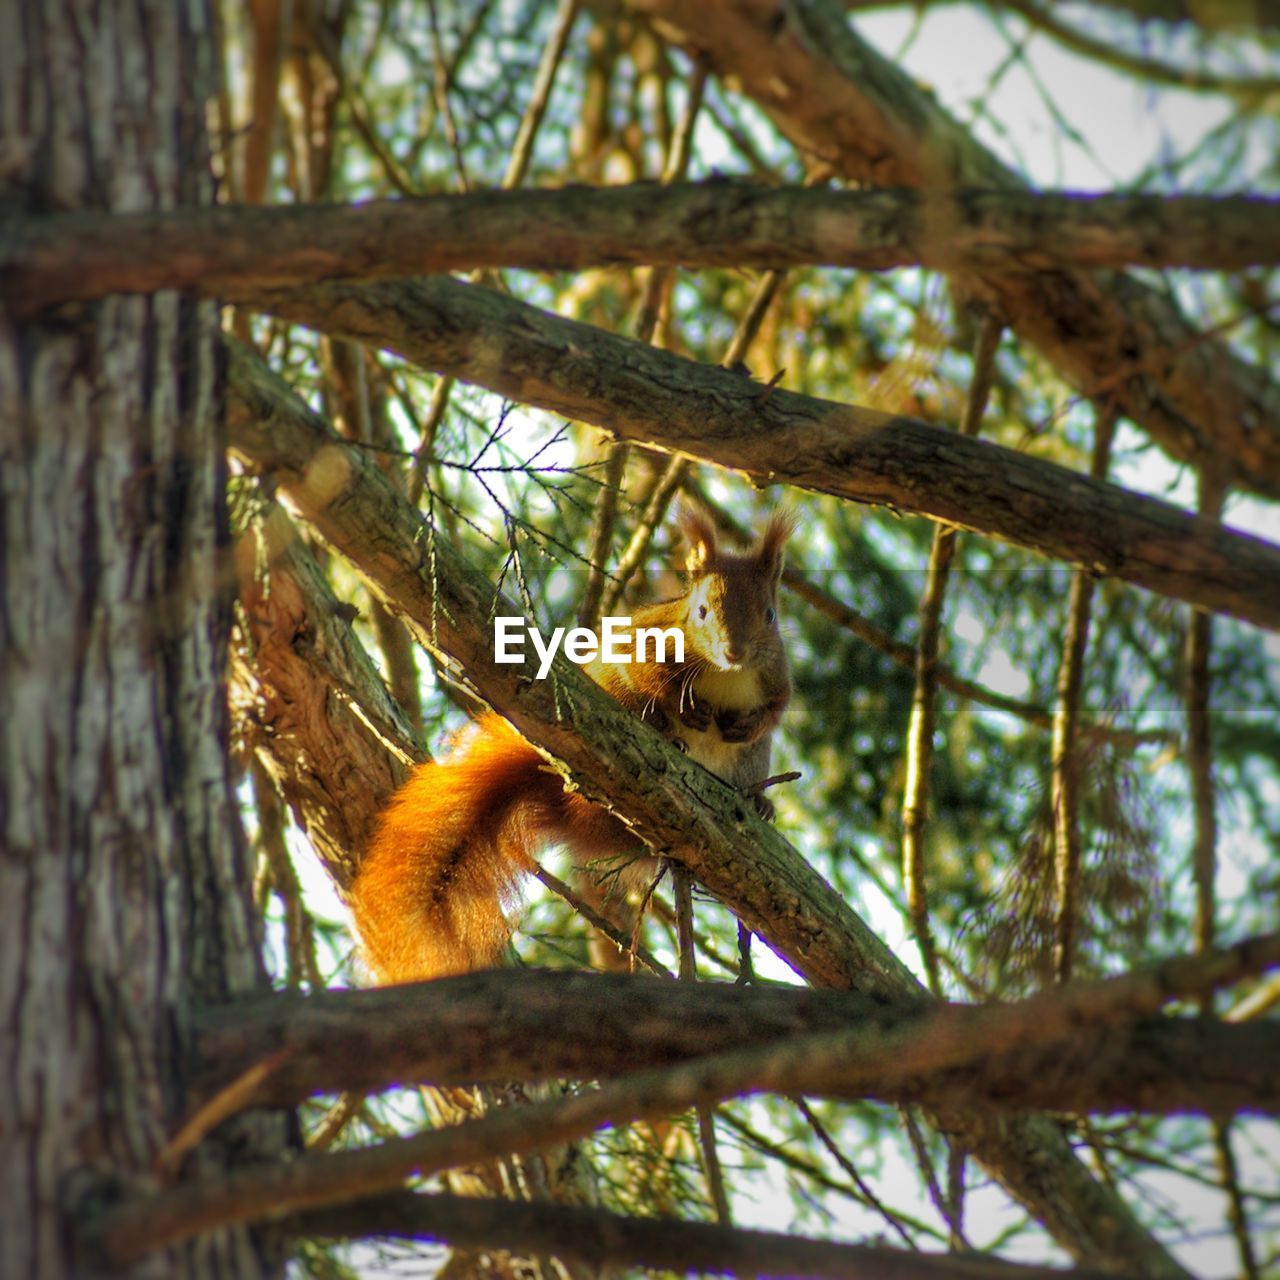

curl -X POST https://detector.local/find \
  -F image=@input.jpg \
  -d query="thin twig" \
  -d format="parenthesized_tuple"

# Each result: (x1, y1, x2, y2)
(1187, 469, 1226, 961)
(1005, 0, 1280, 96)
(576, 445, 630, 628)
(426, 0, 470, 193)
(902, 313, 1002, 994)
(600, 268, 787, 616)
(673, 863, 733, 1225)
(413, 0, 580, 502)
(1051, 402, 1116, 984)
(306, 1092, 368, 1153)
(502, 0, 580, 189)
(529, 863, 671, 980)
(576, 58, 710, 629)
(793, 1098, 917, 1250)
(250, 761, 324, 991)
(1185, 469, 1258, 1279)
(900, 1108, 961, 1246)
(700, 491, 1173, 749)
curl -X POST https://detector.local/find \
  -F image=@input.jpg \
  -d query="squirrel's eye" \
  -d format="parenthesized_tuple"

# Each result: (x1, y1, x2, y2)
(698, 604, 709, 620)
(764, 607, 776, 624)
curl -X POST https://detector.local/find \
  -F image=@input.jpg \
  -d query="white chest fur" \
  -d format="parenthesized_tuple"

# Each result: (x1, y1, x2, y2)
(694, 667, 761, 709)
(678, 668, 762, 782)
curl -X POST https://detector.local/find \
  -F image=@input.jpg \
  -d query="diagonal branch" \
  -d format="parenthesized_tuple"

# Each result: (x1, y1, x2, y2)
(840, 0, 1280, 34)
(234, 275, 1280, 632)
(232, 501, 422, 887)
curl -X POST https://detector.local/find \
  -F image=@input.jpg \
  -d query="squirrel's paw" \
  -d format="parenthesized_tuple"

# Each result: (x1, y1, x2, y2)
(716, 708, 760, 743)
(677, 694, 713, 731)
(642, 702, 672, 734)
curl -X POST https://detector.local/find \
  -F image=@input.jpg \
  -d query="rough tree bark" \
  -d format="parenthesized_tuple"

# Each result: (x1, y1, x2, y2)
(6, 186, 1279, 310)
(0, 2, 287, 1277)
(194, 969, 1280, 1118)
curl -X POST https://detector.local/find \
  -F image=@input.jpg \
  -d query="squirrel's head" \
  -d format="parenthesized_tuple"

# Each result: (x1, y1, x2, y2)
(679, 507, 792, 671)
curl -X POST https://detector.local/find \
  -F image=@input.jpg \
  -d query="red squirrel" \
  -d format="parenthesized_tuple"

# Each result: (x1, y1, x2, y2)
(348, 509, 792, 983)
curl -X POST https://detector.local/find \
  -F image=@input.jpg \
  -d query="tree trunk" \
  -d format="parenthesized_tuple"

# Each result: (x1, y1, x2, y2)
(0, 2, 286, 1276)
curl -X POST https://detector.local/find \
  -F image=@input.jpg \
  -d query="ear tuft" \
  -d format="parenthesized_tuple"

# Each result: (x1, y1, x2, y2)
(677, 504, 718, 574)
(756, 509, 794, 583)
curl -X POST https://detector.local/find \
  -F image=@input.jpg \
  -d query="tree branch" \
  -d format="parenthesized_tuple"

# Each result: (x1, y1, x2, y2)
(231, 499, 422, 888)
(839, 0, 1280, 34)
(190, 966, 1280, 1116)
(278, 1188, 1134, 1280)
(7, 185, 1280, 313)
(234, 276, 1280, 631)
(99, 944, 1280, 1261)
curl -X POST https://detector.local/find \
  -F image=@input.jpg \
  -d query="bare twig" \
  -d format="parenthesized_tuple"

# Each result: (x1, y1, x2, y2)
(794, 1099, 918, 1249)
(600, 267, 787, 616)
(502, 0, 580, 189)
(1003, 0, 1280, 95)
(251, 762, 324, 990)
(306, 1092, 367, 1153)
(672, 863, 733, 1225)
(1184, 469, 1260, 1279)
(902, 313, 1002, 994)
(1051, 402, 1117, 984)
(529, 863, 672, 979)
(1187, 470, 1226, 960)
(697, 489, 1174, 749)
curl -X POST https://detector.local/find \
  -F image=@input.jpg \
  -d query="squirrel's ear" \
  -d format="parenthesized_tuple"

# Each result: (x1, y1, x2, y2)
(756, 510, 794, 583)
(678, 505, 718, 574)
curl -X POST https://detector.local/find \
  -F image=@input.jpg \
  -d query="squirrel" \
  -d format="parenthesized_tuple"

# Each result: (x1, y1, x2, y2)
(348, 508, 792, 983)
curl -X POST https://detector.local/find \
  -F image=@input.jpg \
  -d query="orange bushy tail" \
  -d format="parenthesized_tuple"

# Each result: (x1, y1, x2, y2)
(349, 714, 623, 982)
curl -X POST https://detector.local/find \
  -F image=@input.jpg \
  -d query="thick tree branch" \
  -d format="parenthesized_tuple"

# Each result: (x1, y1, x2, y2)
(98, 938, 1280, 1260)
(627, 0, 1280, 499)
(280, 1189, 1133, 1280)
(236, 276, 1280, 632)
(232, 501, 422, 888)
(224, 341, 1189, 1275)
(191, 966, 1280, 1116)
(8, 186, 1280, 313)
